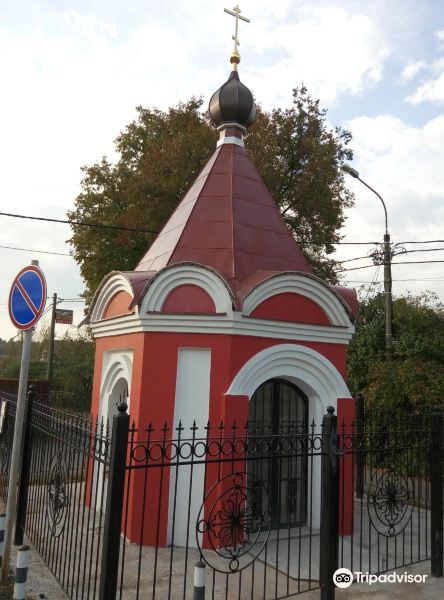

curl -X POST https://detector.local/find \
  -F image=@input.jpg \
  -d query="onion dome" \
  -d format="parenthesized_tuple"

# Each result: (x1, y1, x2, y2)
(209, 68, 256, 132)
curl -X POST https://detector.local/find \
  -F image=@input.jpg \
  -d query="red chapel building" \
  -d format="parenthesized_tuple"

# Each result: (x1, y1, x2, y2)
(87, 49, 357, 545)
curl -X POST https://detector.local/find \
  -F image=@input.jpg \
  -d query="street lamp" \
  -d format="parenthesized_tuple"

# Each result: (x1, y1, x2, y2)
(341, 164, 393, 351)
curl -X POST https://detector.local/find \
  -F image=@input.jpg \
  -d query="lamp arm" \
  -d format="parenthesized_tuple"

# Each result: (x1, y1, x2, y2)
(357, 176, 389, 234)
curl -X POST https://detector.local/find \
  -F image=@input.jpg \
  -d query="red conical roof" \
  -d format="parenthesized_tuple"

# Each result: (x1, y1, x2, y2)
(135, 141, 312, 291)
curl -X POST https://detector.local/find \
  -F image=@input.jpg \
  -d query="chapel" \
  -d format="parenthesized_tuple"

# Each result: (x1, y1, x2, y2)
(86, 22, 356, 544)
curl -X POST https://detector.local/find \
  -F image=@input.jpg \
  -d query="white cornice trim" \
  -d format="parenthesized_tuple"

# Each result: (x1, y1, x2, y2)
(90, 311, 354, 344)
(140, 264, 235, 315)
(91, 273, 135, 323)
(242, 273, 352, 326)
(227, 343, 352, 400)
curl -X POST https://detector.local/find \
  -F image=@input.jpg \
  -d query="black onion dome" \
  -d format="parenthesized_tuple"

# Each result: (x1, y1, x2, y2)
(209, 70, 256, 131)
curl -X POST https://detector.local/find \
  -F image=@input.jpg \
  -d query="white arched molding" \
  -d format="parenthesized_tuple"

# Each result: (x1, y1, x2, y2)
(242, 273, 352, 327)
(141, 263, 234, 315)
(227, 343, 352, 402)
(100, 349, 133, 399)
(91, 273, 135, 323)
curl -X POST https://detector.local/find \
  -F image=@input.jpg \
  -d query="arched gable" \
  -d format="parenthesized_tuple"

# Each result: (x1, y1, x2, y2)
(103, 291, 134, 319)
(140, 263, 235, 315)
(250, 292, 331, 325)
(91, 273, 135, 323)
(242, 273, 353, 328)
(162, 284, 216, 314)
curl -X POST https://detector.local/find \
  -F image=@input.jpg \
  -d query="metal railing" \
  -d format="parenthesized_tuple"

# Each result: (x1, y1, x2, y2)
(0, 389, 442, 600)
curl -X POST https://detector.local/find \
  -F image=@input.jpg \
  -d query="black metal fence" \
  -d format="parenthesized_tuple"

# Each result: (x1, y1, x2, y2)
(0, 392, 16, 503)
(0, 388, 111, 599)
(338, 408, 442, 581)
(114, 418, 324, 600)
(0, 389, 442, 600)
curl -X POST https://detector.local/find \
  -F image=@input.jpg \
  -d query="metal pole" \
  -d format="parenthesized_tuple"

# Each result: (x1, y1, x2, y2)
(430, 407, 443, 577)
(357, 176, 393, 352)
(99, 402, 129, 600)
(355, 395, 364, 499)
(47, 292, 57, 390)
(0, 513, 5, 568)
(342, 166, 393, 352)
(15, 385, 37, 546)
(1, 327, 33, 580)
(320, 406, 340, 600)
(383, 233, 393, 352)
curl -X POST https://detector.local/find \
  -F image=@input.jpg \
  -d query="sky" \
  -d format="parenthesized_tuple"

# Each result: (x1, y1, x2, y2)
(1, 0, 444, 340)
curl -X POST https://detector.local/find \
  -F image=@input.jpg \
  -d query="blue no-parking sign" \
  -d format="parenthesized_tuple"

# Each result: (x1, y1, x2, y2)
(8, 265, 47, 330)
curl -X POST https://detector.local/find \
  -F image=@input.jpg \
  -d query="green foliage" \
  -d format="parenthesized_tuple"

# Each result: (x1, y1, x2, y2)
(348, 291, 444, 412)
(69, 87, 354, 304)
(0, 330, 94, 410)
(247, 86, 354, 282)
(68, 98, 216, 303)
(51, 331, 94, 408)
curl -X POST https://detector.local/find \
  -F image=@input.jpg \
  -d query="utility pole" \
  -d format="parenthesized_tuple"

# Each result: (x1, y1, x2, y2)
(383, 232, 393, 351)
(342, 164, 393, 353)
(47, 292, 57, 390)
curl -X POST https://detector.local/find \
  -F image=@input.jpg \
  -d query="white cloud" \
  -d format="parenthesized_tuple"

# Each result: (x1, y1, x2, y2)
(243, 6, 391, 106)
(335, 114, 444, 297)
(401, 59, 427, 82)
(435, 29, 444, 43)
(0, 1, 437, 339)
(404, 31, 444, 103)
(407, 70, 444, 104)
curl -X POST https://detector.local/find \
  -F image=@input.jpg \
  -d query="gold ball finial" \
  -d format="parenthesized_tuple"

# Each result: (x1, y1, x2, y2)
(230, 49, 241, 70)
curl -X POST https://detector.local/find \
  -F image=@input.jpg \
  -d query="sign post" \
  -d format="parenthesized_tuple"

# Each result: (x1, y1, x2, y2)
(1, 260, 46, 580)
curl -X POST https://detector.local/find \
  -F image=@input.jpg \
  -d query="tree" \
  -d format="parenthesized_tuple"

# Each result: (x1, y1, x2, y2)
(69, 88, 354, 304)
(347, 291, 444, 413)
(0, 329, 95, 410)
(247, 86, 354, 281)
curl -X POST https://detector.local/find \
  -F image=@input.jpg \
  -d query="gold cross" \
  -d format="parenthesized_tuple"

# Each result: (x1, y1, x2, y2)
(224, 5, 250, 53)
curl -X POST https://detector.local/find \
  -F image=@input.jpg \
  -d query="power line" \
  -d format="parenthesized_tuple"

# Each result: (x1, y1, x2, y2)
(0, 244, 71, 257)
(337, 247, 444, 265)
(396, 240, 444, 245)
(3, 209, 444, 249)
(347, 277, 444, 283)
(0, 211, 158, 234)
(341, 260, 444, 273)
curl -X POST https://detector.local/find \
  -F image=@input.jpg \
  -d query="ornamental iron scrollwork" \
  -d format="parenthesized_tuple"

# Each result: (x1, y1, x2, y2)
(367, 468, 414, 537)
(196, 472, 271, 573)
(46, 450, 70, 538)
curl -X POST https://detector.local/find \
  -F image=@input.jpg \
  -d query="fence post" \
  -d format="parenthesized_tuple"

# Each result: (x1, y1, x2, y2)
(320, 406, 340, 600)
(14, 386, 37, 546)
(99, 402, 129, 600)
(355, 395, 364, 499)
(194, 560, 206, 599)
(0, 513, 5, 568)
(430, 406, 443, 578)
(13, 544, 30, 600)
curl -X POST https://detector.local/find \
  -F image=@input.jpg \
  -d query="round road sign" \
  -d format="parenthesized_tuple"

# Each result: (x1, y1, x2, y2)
(8, 265, 47, 330)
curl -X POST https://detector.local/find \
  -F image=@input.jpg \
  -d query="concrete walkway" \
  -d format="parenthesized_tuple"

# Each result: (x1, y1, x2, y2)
(305, 563, 443, 600)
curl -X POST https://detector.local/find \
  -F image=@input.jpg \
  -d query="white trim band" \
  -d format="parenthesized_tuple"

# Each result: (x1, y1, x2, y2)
(217, 136, 244, 148)
(91, 311, 354, 344)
